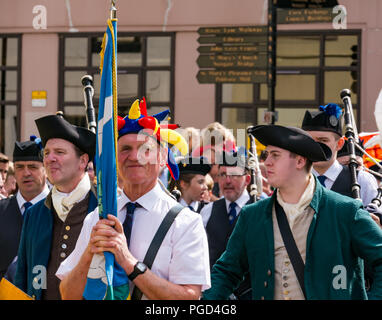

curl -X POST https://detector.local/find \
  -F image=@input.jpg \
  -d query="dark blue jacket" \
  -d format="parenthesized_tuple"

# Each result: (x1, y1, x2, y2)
(14, 191, 97, 299)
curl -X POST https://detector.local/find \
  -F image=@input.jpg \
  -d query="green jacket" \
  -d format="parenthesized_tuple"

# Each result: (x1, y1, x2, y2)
(203, 179, 382, 300)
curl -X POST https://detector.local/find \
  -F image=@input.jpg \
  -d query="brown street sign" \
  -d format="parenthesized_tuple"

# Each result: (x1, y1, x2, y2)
(276, 0, 338, 9)
(277, 7, 336, 24)
(197, 70, 268, 84)
(197, 54, 268, 69)
(197, 44, 268, 54)
(197, 35, 267, 45)
(198, 26, 268, 35)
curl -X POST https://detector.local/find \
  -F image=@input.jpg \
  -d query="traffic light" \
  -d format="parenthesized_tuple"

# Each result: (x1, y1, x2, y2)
(350, 44, 358, 94)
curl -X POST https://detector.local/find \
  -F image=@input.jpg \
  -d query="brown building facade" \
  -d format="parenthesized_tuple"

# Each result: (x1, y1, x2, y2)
(0, 0, 381, 155)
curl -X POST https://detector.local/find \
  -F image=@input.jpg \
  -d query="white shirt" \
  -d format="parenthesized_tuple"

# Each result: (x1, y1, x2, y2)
(200, 189, 250, 228)
(312, 160, 378, 205)
(16, 185, 50, 215)
(179, 198, 199, 211)
(56, 182, 211, 296)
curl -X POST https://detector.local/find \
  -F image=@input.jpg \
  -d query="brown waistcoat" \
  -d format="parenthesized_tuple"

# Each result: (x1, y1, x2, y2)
(41, 192, 91, 300)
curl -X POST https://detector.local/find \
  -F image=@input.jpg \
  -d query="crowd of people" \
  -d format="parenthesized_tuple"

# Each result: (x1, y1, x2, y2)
(1, 99, 382, 300)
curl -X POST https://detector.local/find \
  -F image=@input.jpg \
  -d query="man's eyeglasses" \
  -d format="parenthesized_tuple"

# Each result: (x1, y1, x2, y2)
(218, 172, 245, 179)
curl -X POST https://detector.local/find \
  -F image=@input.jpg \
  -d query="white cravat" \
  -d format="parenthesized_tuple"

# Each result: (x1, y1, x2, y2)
(52, 173, 91, 222)
(277, 174, 315, 228)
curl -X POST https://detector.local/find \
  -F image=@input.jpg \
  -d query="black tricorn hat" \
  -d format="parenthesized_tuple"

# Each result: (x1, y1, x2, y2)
(13, 136, 43, 162)
(369, 161, 382, 174)
(248, 125, 332, 162)
(337, 138, 364, 158)
(35, 115, 96, 160)
(178, 156, 211, 176)
(301, 103, 343, 136)
(217, 147, 248, 170)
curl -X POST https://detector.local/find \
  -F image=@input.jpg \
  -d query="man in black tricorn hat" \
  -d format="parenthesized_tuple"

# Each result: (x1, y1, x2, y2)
(301, 103, 378, 205)
(0, 136, 49, 282)
(14, 114, 97, 300)
(203, 125, 382, 300)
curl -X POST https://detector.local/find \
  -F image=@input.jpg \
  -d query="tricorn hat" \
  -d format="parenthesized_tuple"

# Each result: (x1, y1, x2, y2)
(35, 114, 96, 160)
(13, 135, 43, 162)
(337, 138, 364, 158)
(178, 156, 211, 176)
(217, 147, 249, 170)
(248, 125, 332, 162)
(302, 103, 343, 136)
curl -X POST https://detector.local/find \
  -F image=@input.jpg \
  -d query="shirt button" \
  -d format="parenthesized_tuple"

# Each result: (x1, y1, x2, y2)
(65, 226, 71, 231)
(61, 243, 67, 249)
(283, 283, 289, 288)
(283, 290, 289, 295)
(63, 235, 68, 240)
(283, 268, 289, 274)
(284, 296, 291, 300)
(60, 252, 66, 258)
(283, 275, 288, 281)
(284, 260, 290, 266)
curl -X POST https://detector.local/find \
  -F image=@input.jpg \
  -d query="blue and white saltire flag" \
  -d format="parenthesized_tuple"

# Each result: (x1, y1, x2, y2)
(83, 15, 130, 301)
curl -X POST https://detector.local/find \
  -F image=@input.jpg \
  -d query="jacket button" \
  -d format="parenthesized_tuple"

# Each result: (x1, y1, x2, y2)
(267, 270, 272, 276)
(264, 281, 268, 288)
(65, 226, 71, 231)
(261, 296, 265, 300)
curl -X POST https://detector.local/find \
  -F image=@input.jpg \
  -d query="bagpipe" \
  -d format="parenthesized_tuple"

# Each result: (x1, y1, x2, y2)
(340, 89, 382, 222)
(81, 75, 97, 134)
(340, 89, 362, 201)
(246, 126, 264, 203)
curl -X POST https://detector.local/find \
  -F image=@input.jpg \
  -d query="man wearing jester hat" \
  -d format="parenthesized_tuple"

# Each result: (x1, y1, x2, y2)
(57, 98, 210, 300)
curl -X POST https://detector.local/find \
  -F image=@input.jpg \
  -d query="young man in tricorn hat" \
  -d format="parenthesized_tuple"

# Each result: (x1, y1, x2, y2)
(203, 125, 382, 300)
(14, 114, 97, 300)
(0, 136, 49, 282)
(301, 103, 378, 205)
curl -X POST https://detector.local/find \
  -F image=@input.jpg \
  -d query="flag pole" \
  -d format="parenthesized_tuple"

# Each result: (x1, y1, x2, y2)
(111, 0, 117, 19)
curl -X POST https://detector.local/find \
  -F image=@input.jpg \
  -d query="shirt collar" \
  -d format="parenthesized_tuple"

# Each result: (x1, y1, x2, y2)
(179, 198, 199, 209)
(16, 184, 50, 210)
(312, 160, 342, 183)
(225, 189, 250, 212)
(118, 182, 165, 212)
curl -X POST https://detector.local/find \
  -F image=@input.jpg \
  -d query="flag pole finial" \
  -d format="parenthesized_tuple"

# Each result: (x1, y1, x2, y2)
(110, 0, 117, 19)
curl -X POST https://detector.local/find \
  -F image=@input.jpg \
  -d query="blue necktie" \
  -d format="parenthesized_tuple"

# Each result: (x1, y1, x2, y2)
(123, 202, 137, 246)
(228, 202, 238, 225)
(317, 175, 327, 187)
(24, 201, 32, 211)
(188, 205, 195, 212)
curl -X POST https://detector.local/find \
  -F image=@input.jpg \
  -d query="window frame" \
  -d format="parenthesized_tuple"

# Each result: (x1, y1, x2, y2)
(58, 31, 175, 122)
(0, 34, 22, 153)
(216, 29, 361, 128)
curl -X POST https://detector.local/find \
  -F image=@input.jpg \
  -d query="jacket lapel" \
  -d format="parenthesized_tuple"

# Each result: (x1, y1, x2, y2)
(306, 176, 323, 253)
(263, 194, 276, 272)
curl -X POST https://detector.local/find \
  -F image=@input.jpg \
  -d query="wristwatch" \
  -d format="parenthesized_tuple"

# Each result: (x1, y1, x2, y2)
(128, 261, 147, 281)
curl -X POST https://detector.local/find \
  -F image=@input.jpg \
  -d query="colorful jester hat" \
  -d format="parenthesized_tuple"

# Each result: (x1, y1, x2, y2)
(117, 97, 189, 180)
